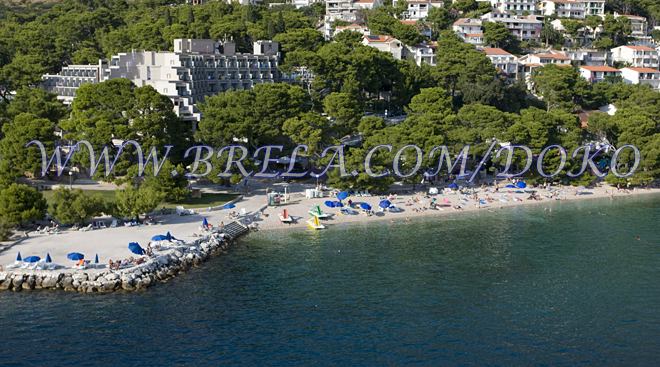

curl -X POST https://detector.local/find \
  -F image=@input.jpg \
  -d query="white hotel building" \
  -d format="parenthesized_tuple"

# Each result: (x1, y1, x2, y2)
(42, 39, 281, 124)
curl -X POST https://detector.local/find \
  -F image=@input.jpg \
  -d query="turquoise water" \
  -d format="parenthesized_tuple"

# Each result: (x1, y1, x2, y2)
(1, 195, 659, 366)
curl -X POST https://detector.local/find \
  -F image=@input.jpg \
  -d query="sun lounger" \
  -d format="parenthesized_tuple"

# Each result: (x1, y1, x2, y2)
(110, 219, 118, 228)
(79, 224, 93, 232)
(176, 206, 195, 216)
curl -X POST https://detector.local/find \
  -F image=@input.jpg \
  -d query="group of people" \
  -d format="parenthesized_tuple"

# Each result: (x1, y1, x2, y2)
(108, 256, 146, 271)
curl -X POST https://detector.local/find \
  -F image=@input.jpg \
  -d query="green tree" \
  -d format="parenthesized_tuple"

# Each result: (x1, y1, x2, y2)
(323, 92, 363, 136)
(49, 188, 107, 225)
(426, 7, 455, 39)
(0, 183, 47, 226)
(274, 28, 325, 53)
(0, 113, 56, 178)
(114, 185, 164, 222)
(5, 87, 67, 123)
(483, 21, 518, 52)
(142, 160, 189, 202)
(531, 65, 583, 112)
(283, 112, 329, 155)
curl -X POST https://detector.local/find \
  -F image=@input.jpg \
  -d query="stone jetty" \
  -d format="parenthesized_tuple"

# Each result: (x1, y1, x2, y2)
(0, 221, 250, 293)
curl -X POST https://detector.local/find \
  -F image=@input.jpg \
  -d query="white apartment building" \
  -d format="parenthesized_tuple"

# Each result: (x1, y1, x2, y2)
(406, 42, 437, 66)
(482, 47, 519, 77)
(452, 18, 484, 45)
(326, 0, 360, 23)
(620, 67, 660, 90)
(41, 62, 106, 104)
(611, 45, 659, 68)
(42, 39, 281, 124)
(584, 0, 605, 16)
(614, 13, 649, 39)
(579, 66, 621, 82)
(334, 23, 371, 36)
(565, 49, 610, 66)
(362, 35, 405, 60)
(540, 0, 586, 19)
(291, 0, 322, 8)
(403, 0, 443, 20)
(520, 51, 572, 65)
(489, 0, 538, 15)
(481, 11, 542, 41)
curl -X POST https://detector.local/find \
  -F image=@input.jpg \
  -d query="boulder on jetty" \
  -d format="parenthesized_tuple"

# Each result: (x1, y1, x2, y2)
(0, 230, 239, 294)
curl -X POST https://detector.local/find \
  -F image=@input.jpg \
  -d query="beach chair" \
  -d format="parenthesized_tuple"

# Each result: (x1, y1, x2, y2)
(79, 224, 93, 232)
(110, 219, 118, 228)
(99, 221, 107, 229)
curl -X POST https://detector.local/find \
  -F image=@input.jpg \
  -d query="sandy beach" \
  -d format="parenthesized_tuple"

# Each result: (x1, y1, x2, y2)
(1, 182, 658, 271)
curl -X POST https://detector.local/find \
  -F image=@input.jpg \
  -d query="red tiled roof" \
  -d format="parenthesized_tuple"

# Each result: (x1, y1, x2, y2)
(465, 33, 483, 37)
(453, 18, 481, 26)
(624, 45, 655, 51)
(580, 66, 620, 72)
(364, 35, 395, 43)
(400, 20, 418, 25)
(482, 47, 512, 56)
(535, 52, 570, 60)
(624, 67, 660, 73)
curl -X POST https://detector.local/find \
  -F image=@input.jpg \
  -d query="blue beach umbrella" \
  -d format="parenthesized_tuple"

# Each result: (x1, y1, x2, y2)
(337, 191, 349, 201)
(223, 203, 236, 210)
(359, 202, 372, 211)
(324, 200, 336, 208)
(16, 252, 22, 261)
(128, 242, 145, 255)
(448, 183, 459, 190)
(94, 254, 99, 264)
(379, 200, 392, 209)
(505, 184, 516, 188)
(67, 252, 84, 261)
(333, 201, 344, 207)
(202, 217, 209, 227)
(45, 253, 52, 263)
(23, 256, 41, 263)
(516, 181, 527, 189)
(151, 234, 168, 241)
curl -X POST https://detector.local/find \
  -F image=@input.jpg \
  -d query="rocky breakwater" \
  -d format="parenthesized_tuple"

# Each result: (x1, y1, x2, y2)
(0, 232, 236, 293)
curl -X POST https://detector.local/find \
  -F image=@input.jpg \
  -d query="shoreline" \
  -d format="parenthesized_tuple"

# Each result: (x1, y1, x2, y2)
(259, 189, 660, 234)
(1, 184, 658, 293)
(252, 186, 660, 233)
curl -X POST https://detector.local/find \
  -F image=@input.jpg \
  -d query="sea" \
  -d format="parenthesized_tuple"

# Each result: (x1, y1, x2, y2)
(1, 195, 659, 366)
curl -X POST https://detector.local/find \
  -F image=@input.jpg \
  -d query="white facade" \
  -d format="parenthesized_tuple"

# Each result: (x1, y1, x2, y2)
(482, 47, 519, 76)
(540, 0, 586, 19)
(611, 45, 659, 68)
(520, 51, 572, 65)
(481, 11, 542, 41)
(579, 66, 621, 82)
(489, 0, 538, 15)
(620, 67, 660, 90)
(565, 49, 610, 66)
(614, 13, 649, 39)
(334, 23, 371, 36)
(406, 43, 437, 66)
(43, 39, 281, 123)
(403, 0, 443, 20)
(362, 35, 405, 60)
(291, 0, 322, 8)
(41, 62, 105, 104)
(452, 18, 484, 45)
